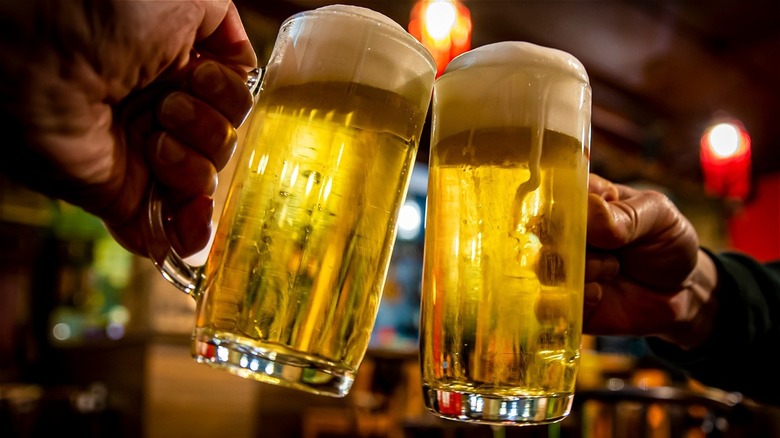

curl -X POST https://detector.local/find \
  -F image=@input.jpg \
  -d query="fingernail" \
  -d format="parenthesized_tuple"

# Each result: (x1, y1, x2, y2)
(193, 61, 224, 94)
(160, 92, 195, 125)
(206, 172, 217, 195)
(157, 133, 186, 164)
(174, 195, 214, 257)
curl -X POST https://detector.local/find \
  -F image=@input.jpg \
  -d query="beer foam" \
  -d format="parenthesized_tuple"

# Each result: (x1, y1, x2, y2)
(314, 4, 404, 32)
(444, 41, 588, 83)
(265, 5, 435, 109)
(434, 41, 591, 141)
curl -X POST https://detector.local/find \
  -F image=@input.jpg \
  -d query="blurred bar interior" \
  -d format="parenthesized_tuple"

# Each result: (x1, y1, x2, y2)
(2, 1, 780, 437)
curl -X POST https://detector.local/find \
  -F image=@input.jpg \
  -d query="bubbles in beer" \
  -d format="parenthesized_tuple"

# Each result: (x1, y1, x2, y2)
(198, 82, 422, 371)
(421, 127, 588, 397)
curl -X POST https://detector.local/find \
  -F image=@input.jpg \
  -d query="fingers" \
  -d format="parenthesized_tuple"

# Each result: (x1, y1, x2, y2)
(585, 251, 619, 283)
(157, 90, 238, 171)
(156, 59, 251, 168)
(167, 194, 215, 257)
(149, 58, 251, 191)
(143, 58, 250, 258)
(583, 252, 618, 318)
(583, 282, 603, 319)
(147, 132, 218, 200)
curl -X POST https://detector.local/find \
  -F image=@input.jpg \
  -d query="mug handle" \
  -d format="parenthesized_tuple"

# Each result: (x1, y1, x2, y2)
(143, 67, 264, 296)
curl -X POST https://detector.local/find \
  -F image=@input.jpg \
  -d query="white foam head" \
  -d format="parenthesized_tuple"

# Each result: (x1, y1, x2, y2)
(262, 5, 436, 108)
(433, 41, 591, 141)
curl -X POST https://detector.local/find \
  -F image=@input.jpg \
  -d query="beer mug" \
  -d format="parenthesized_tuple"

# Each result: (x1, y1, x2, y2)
(420, 42, 591, 423)
(146, 5, 436, 397)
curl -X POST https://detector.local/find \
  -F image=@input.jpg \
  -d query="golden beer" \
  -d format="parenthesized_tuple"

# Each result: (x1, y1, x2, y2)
(421, 127, 588, 412)
(420, 41, 591, 423)
(192, 81, 424, 393)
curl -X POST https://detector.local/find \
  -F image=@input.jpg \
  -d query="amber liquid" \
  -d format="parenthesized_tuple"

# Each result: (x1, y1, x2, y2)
(421, 127, 588, 398)
(195, 82, 423, 374)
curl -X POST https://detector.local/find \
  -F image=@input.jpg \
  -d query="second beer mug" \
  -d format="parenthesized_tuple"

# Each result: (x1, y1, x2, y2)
(146, 5, 436, 397)
(420, 42, 592, 424)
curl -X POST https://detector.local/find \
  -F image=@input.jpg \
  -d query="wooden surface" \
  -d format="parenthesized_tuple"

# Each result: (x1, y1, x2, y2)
(144, 343, 263, 438)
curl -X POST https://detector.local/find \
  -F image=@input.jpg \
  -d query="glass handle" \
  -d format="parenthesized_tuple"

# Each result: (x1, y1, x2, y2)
(143, 66, 265, 296)
(143, 183, 201, 295)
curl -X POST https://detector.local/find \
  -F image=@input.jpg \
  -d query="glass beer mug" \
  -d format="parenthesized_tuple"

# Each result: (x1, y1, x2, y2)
(145, 5, 436, 397)
(420, 42, 591, 423)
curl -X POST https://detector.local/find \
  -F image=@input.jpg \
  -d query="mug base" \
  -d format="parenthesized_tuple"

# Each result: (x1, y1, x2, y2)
(191, 331, 355, 398)
(423, 385, 573, 426)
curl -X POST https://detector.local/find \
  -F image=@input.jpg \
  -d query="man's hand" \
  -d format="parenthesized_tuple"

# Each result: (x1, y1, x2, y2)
(584, 174, 719, 350)
(0, 1, 256, 257)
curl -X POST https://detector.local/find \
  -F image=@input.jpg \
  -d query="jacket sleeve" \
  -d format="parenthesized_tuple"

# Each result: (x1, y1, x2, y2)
(646, 249, 780, 405)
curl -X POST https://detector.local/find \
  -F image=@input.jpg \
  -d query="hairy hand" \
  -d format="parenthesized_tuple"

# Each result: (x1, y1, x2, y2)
(0, 0, 256, 257)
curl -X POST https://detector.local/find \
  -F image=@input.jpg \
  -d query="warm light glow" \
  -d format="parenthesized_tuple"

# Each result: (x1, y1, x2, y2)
(708, 122, 740, 158)
(425, 1, 457, 40)
(409, 0, 471, 76)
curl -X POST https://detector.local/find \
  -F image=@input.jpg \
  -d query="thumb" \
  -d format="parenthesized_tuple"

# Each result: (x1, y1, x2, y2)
(587, 189, 676, 249)
(196, 2, 257, 70)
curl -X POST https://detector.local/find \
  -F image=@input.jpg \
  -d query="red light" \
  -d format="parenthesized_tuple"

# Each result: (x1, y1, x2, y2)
(700, 121, 751, 200)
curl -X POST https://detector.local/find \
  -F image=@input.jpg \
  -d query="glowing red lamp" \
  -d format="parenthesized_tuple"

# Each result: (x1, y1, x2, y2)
(700, 121, 751, 200)
(409, 0, 472, 76)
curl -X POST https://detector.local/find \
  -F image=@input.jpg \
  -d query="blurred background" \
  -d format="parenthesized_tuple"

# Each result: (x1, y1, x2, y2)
(2, 0, 780, 437)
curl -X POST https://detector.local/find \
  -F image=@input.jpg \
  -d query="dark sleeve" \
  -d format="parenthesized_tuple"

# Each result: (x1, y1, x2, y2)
(646, 249, 780, 405)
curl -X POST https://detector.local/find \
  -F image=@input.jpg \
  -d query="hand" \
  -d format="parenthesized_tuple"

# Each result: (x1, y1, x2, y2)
(583, 174, 719, 350)
(0, 1, 256, 257)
